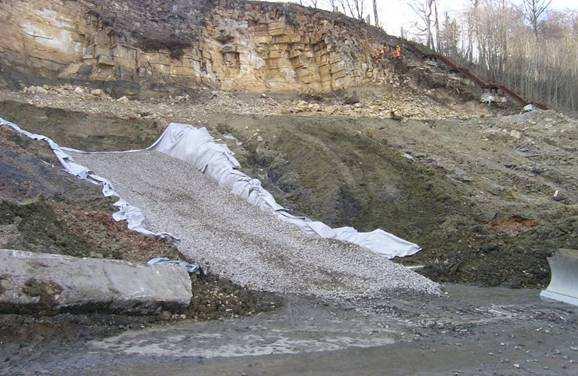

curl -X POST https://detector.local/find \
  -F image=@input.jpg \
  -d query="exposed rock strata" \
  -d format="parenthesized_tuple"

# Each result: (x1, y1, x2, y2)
(0, 0, 478, 97)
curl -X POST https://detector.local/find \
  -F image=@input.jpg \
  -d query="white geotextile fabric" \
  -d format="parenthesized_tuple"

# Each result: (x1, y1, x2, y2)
(0, 118, 421, 258)
(0, 116, 175, 242)
(146, 123, 421, 258)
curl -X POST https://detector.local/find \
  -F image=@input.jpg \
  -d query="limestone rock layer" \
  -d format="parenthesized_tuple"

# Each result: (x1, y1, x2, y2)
(0, 0, 421, 93)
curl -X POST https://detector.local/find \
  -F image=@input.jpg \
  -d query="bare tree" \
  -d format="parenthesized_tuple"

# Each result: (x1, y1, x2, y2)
(433, 0, 440, 50)
(522, 0, 552, 37)
(463, 0, 480, 62)
(439, 12, 460, 56)
(408, 0, 439, 50)
(339, 0, 353, 17)
(441, 0, 577, 111)
(340, 0, 365, 21)
(328, 0, 339, 12)
(373, 0, 380, 27)
(352, 0, 366, 21)
(285, 0, 576, 111)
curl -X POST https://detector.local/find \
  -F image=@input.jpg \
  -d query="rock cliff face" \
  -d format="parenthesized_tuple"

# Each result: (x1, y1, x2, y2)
(0, 0, 475, 96)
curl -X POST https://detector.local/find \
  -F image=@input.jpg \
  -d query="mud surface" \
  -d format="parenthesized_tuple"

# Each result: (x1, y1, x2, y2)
(2, 284, 577, 375)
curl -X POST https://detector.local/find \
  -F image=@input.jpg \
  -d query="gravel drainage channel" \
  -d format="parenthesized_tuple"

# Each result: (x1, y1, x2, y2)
(69, 149, 439, 301)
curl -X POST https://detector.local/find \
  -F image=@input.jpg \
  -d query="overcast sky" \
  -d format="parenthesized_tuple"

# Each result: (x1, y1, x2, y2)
(272, 0, 578, 36)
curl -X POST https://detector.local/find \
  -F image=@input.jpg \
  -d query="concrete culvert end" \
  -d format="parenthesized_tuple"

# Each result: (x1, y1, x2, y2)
(540, 249, 578, 307)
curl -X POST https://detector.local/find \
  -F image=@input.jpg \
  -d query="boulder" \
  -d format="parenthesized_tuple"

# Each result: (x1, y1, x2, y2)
(0, 249, 192, 314)
(90, 88, 105, 97)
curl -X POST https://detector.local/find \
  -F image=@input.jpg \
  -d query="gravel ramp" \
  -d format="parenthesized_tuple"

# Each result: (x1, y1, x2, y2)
(70, 150, 439, 300)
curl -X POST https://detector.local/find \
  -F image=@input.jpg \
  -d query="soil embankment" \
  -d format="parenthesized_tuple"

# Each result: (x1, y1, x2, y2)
(218, 112, 577, 288)
(1, 94, 576, 288)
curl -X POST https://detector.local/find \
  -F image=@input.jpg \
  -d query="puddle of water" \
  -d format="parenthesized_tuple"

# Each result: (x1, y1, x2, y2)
(90, 329, 395, 358)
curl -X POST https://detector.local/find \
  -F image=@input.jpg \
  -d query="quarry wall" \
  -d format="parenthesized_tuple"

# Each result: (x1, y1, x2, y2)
(0, 0, 402, 93)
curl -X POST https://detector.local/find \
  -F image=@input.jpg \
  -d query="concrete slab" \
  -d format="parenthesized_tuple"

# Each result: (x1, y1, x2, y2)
(0, 249, 192, 314)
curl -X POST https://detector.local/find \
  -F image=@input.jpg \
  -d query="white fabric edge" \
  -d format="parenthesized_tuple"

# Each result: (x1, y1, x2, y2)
(0, 116, 177, 243)
(149, 123, 422, 259)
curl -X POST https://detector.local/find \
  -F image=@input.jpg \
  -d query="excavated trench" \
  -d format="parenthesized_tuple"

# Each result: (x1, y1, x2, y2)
(2, 96, 578, 375)
(1, 99, 576, 288)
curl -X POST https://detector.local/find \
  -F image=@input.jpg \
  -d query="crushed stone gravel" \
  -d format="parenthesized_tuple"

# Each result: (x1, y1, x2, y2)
(70, 150, 440, 300)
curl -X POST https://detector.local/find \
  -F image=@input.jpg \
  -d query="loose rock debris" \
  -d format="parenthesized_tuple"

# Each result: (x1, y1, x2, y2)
(70, 149, 440, 300)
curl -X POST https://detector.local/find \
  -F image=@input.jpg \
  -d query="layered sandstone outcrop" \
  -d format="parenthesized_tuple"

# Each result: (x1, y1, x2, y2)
(0, 0, 476, 97)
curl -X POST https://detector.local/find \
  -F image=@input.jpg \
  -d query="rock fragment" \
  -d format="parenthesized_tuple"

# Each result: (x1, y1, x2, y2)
(90, 88, 105, 97)
(0, 249, 192, 314)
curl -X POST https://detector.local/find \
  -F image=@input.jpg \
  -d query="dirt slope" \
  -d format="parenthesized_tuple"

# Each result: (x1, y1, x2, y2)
(1, 91, 576, 288)
(222, 112, 577, 288)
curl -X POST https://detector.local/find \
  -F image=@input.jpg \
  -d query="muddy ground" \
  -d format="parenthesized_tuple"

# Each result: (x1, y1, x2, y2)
(1, 93, 575, 288)
(2, 285, 577, 375)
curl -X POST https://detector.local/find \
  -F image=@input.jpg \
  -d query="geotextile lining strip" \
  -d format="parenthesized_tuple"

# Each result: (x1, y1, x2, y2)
(0, 118, 421, 258)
